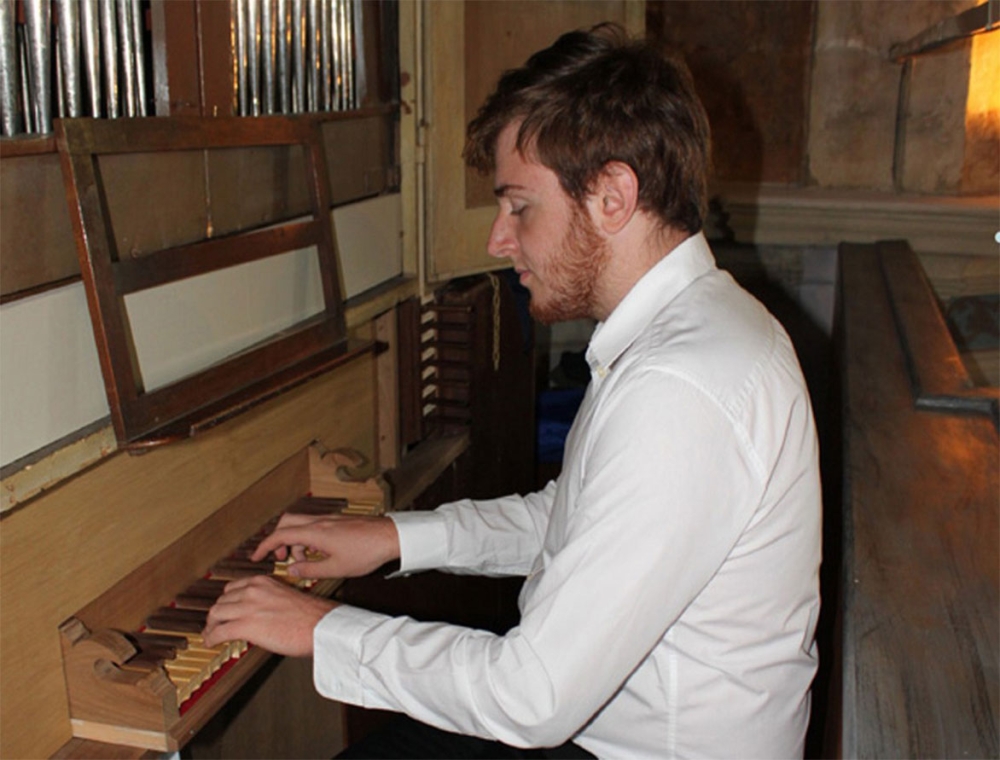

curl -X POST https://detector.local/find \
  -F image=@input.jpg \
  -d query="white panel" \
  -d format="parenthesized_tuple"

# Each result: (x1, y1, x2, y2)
(1, 195, 401, 469)
(127, 248, 324, 391)
(335, 193, 403, 299)
(0, 284, 108, 466)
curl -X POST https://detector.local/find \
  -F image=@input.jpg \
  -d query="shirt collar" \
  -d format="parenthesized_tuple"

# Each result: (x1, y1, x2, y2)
(586, 232, 716, 378)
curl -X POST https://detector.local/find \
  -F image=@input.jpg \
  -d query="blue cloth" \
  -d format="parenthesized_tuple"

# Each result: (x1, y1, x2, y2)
(536, 387, 586, 464)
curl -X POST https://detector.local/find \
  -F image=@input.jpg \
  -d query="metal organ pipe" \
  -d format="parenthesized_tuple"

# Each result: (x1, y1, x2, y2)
(306, 0, 319, 112)
(117, 0, 136, 117)
(80, 0, 100, 118)
(24, 0, 51, 132)
(345, 0, 354, 109)
(258, 0, 356, 115)
(247, 0, 260, 116)
(235, 0, 247, 116)
(276, 0, 290, 113)
(352, 0, 365, 106)
(130, 0, 146, 116)
(291, 0, 304, 113)
(0, 0, 125, 132)
(0, 0, 359, 134)
(0, 0, 22, 135)
(261, 0, 276, 114)
(99, 0, 119, 119)
(320, 0, 331, 111)
(17, 23, 31, 132)
(56, 0, 81, 117)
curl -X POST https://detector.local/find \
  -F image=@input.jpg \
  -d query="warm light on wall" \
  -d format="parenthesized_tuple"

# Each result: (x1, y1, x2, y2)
(962, 27, 999, 193)
(966, 29, 999, 118)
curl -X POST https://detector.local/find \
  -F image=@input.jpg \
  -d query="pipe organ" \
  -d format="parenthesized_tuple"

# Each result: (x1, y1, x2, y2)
(0, 4, 410, 757)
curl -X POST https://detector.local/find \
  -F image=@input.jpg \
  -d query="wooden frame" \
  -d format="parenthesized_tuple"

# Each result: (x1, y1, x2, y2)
(56, 115, 360, 451)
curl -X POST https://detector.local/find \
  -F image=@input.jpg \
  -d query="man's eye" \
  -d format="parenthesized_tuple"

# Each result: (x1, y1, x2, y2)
(511, 205, 526, 216)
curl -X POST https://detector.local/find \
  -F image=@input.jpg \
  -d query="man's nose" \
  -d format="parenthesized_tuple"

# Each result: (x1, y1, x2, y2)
(486, 213, 515, 259)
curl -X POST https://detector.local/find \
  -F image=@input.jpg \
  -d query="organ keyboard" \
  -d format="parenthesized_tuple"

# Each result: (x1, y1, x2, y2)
(57, 444, 389, 752)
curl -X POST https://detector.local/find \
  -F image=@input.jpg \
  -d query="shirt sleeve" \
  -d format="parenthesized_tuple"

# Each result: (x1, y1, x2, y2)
(315, 370, 765, 748)
(389, 480, 558, 577)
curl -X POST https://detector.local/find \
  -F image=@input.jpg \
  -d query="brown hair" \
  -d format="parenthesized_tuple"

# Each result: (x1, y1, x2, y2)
(464, 23, 711, 234)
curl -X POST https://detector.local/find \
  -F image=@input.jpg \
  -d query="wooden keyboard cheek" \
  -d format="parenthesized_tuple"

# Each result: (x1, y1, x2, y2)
(60, 619, 179, 734)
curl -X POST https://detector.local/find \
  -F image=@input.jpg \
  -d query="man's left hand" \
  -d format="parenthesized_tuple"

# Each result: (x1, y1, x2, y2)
(202, 575, 337, 656)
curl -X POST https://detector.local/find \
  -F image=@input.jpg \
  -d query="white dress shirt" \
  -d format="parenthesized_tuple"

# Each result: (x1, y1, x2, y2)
(314, 233, 822, 759)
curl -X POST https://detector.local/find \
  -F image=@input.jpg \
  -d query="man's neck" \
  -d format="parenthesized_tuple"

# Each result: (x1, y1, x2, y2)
(592, 222, 690, 321)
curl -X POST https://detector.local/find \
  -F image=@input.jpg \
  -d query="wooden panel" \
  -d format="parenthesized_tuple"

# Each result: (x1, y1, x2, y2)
(423, 1, 643, 283)
(321, 115, 395, 204)
(0, 354, 376, 760)
(196, 0, 236, 117)
(185, 656, 347, 759)
(206, 145, 313, 238)
(384, 432, 470, 512)
(51, 737, 157, 759)
(203, 115, 394, 239)
(0, 153, 79, 299)
(150, 0, 202, 117)
(74, 451, 310, 634)
(837, 243, 999, 757)
(99, 151, 210, 257)
(462, 0, 634, 208)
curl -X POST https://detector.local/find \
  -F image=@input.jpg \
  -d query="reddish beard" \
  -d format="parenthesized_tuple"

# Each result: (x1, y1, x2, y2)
(528, 203, 610, 324)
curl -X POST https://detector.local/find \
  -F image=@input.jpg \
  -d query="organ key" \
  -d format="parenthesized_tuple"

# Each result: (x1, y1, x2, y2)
(58, 493, 354, 752)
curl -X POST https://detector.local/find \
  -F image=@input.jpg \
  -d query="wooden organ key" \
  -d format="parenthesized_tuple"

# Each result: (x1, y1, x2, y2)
(58, 494, 352, 752)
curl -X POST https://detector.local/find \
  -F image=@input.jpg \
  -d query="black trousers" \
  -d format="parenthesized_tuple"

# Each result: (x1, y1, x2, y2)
(336, 714, 596, 760)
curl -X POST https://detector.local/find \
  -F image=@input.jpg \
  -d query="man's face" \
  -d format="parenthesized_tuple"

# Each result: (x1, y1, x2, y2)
(487, 123, 609, 324)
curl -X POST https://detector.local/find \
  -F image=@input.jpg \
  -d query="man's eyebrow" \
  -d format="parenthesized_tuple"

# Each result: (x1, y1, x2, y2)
(493, 184, 524, 198)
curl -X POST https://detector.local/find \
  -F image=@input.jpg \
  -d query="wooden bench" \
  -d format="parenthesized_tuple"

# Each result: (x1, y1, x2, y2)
(833, 240, 998, 757)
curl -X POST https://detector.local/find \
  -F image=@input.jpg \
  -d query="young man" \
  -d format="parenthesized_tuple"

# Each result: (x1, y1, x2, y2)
(204, 24, 821, 759)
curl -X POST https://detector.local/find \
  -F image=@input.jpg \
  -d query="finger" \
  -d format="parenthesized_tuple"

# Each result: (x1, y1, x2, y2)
(206, 592, 247, 623)
(251, 526, 318, 562)
(221, 576, 254, 594)
(203, 619, 243, 648)
(211, 576, 268, 609)
(287, 557, 340, 579)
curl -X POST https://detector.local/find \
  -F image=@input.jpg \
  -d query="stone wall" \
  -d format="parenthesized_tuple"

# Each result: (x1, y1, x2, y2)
(809, 0, 993, 195)
(648, 0, 997, 196)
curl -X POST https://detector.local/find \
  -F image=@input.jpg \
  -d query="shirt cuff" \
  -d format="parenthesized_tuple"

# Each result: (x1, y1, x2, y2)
(388, 510, 450, 574)
(313, 604, 392, 706)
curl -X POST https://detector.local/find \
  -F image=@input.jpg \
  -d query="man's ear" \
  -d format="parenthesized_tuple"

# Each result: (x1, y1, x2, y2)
(588, 161, 639, 235)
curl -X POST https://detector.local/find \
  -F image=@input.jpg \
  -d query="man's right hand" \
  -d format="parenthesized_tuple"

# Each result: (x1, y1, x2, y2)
(252, 513, 401, 580)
